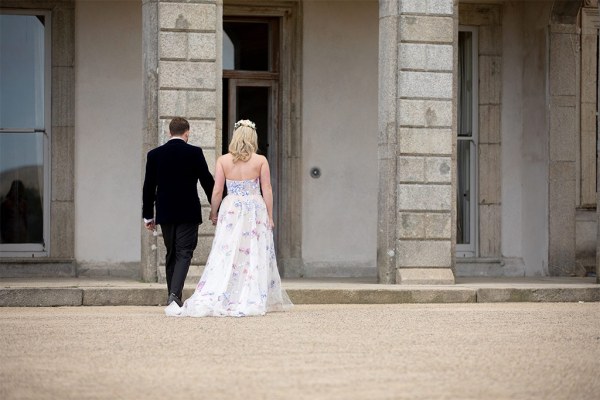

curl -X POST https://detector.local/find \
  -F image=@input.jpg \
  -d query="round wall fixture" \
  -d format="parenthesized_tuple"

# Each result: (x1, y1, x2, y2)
(310, 167, 321, 178)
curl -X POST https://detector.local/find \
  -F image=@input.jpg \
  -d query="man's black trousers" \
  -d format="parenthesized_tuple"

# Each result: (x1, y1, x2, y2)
(160, 222, 199, 300)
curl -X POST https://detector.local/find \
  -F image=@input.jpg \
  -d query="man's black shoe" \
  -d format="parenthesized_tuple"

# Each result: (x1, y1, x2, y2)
(167, 293, 183, 307)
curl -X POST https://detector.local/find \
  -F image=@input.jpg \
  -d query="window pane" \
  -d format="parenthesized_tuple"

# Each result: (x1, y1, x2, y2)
(0, 15, 45, 129)
(458, 31, 473, 138)
(223, 22, 270, 71)
(223, 32, 235, 70)
(457, 140, 471, 245)
(0, 133, 44, 244)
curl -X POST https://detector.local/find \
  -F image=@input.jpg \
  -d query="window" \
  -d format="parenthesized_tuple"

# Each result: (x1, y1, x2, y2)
(222, 18, 280, 159)
(0, 11, 51, 256)
(457, 27, 478, 257)
(223, 21, 272, 71)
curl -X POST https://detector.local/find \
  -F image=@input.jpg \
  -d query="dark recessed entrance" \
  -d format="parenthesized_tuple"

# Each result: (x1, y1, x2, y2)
(222, 16, 281, 242)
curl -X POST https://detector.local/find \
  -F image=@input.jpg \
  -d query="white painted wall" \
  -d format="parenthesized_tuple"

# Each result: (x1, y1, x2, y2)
(302, 1, 378, 277)
(501, 2, 551, 276)
(74, 1, 142, 273)
(520, 2, 552, 276)
(501, 2, 524, 263)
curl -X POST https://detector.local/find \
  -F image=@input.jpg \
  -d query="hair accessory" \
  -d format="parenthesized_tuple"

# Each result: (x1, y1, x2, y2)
(234, 119, 256, 131)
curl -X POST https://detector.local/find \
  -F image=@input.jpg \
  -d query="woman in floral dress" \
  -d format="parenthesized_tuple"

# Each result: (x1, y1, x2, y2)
(165, 120, 292, 317)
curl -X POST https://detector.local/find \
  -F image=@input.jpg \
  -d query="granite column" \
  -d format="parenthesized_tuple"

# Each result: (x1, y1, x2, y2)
(378, 0, 457, 284)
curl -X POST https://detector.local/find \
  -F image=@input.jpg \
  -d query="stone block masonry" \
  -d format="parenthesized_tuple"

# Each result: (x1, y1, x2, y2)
(156, 0, 219, 276)
(378, 0, 456, 284)
(548, 22, 578, 275)
(157, 0, 219, 120)
(142, 0, 221, 282)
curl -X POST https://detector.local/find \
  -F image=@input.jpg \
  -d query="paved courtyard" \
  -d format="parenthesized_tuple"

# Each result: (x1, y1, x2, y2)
(1, 303, 599, 399)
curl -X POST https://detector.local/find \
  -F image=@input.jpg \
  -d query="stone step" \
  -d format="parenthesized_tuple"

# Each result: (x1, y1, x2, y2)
(1, 285, 599, 307)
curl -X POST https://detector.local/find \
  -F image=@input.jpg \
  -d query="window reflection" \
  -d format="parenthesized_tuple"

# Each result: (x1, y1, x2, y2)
(458, 31, 473, 137)
(457, 141, 471, 245)
(0, 15, 45, 129)
(0, 133, 44, 244)
(223, 32, 234, 70)
(1, 12, 47, 249)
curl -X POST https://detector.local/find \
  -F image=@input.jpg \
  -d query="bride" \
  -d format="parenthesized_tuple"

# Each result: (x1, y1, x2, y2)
(165, 119, 292, 317)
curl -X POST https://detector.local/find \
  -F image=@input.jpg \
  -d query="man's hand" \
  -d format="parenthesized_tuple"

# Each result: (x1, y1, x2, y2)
(144, 220, 155, 232)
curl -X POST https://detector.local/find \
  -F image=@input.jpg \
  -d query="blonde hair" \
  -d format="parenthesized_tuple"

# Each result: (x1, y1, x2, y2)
(229, 120, 258, 162)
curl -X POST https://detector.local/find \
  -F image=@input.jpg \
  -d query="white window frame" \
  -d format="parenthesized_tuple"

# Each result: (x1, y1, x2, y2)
(457, 25, 479, 258)
(0, 9, 51, 257)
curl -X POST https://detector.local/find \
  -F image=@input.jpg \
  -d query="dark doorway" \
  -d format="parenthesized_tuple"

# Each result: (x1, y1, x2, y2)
(222, 17, 281, 242)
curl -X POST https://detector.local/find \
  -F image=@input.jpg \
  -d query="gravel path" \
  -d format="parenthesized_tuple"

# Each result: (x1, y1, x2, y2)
(1, 303, 599, 399)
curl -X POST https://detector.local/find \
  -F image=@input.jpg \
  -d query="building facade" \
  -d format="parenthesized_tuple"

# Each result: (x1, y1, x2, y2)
(0, 0, 598, 284)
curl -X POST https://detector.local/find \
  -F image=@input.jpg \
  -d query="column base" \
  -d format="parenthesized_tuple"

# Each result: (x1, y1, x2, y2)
(396, 268, 455, 285)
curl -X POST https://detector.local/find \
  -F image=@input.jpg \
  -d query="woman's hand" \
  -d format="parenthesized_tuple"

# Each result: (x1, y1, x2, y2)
(210, 212, 218, 225)
(268, 217, 275, 230)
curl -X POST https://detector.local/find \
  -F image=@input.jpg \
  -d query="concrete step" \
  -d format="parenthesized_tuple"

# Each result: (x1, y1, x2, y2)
(0, 278, 599, 306)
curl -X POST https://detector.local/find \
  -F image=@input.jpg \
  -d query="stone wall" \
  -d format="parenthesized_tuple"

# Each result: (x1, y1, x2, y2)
(378, 0, 456, 284)
(301, 0, 378, 278)
(141, 0, 221, 282)
(74, 0, 143, 279)
(548, 14, 579, 275)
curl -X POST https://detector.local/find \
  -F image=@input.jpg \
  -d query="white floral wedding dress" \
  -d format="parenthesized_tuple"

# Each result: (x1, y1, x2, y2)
(166, 177, 292, 317)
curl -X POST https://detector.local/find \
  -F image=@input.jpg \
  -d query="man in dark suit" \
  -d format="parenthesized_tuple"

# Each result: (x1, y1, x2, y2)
(142, 117, 214, 307)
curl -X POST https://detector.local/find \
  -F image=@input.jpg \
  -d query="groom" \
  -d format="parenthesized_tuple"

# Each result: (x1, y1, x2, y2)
(142, 117, 214, 307)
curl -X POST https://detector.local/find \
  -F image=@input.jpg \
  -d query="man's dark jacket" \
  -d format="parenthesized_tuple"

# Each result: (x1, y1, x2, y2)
(142, 139, 214, 225)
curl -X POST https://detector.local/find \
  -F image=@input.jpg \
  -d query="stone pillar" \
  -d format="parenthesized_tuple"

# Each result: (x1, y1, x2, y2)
(377, 0, 399, 284)
(598, 43, 600, 285)
(51, 1, 76, 261)
(580, 1, 600, 282)
(378, 0, 456, 284)
(592, 1, 600, 284)
(141, 0, 221, 282)
(548, 19, 579, 276)
(141, 0, 159, 282)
